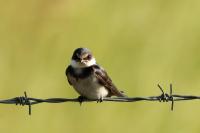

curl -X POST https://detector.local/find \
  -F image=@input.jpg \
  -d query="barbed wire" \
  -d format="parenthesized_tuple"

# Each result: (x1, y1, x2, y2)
(0, 84, 200, 115)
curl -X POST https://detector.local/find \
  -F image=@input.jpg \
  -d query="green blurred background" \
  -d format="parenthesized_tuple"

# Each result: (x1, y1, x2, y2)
(1, 0, 200, 133)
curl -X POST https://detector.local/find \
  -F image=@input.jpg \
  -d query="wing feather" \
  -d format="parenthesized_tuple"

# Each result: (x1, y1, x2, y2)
(92, 65, 125, 97)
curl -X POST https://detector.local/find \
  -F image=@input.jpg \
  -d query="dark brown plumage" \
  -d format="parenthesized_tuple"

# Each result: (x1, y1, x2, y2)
(66, 64, 125, 97)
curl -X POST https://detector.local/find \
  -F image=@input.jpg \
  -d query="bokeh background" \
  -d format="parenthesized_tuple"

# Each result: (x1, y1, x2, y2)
(1, 0, 200, 133)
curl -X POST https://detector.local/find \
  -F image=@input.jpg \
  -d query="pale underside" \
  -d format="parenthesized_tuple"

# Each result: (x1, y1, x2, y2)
(69, 74, 109, 99)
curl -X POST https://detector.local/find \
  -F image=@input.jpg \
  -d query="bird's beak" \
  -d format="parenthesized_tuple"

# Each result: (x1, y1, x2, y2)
(80, 59, 85, 63)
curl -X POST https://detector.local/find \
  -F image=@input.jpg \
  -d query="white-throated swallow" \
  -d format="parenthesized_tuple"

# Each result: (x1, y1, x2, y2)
(66, 48, 125, 102)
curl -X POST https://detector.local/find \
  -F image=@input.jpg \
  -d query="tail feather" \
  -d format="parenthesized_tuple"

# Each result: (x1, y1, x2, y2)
(116, 90, 127, 97)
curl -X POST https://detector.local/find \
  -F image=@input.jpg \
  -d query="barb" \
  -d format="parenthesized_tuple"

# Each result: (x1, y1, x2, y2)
(0, 84, 200, 115)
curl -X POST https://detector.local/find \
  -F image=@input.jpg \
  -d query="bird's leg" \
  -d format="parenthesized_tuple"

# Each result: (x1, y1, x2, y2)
(97, 97, 103, 103)
(77, 96, 86, 106)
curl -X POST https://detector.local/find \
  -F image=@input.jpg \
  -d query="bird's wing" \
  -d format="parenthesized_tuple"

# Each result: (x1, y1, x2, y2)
(92, 65, 125, 97)
(65, 65, 73, 85)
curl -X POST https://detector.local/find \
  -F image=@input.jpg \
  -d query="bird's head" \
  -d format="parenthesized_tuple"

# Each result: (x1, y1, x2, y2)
(71, 48, 96, 68)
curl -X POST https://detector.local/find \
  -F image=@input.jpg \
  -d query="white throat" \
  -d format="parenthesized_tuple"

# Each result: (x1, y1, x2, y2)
(71, 58, 96, 68)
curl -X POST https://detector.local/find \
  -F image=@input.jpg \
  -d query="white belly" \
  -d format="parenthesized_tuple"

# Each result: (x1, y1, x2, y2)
(72, 75, 109, 99)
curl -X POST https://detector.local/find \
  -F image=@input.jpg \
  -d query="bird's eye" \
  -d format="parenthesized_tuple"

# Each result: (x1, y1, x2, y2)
(87, 54, 92, 60)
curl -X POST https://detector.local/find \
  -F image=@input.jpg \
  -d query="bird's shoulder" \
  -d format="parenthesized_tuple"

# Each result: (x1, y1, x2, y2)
(91, 64, 112, 83)
(65, 65, 72, 75)
(65, 65, 74, 85)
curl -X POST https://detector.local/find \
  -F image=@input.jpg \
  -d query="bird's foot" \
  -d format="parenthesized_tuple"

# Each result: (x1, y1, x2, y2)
(97, 97, 103, 103)
(77, 96, 87, 106)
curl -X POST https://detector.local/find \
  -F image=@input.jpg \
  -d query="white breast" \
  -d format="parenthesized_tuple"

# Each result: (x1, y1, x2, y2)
(72, 75, 109, 99)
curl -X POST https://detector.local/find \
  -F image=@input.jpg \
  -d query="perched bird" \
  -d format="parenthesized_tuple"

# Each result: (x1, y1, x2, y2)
(66, 48, 125, 102)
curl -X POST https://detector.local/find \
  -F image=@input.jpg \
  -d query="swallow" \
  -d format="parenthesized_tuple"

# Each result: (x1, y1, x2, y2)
(66, 48, 126, 102)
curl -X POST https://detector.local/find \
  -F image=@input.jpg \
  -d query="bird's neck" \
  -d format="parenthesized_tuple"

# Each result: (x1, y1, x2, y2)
(71, 58, 96, 68)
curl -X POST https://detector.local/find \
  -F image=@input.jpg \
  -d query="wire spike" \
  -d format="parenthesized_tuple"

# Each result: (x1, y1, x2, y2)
(169, 84, 174, 111)
(170, 84, 173, 96)
(24, 91, 31, 115)
(158, 84, 164, 94)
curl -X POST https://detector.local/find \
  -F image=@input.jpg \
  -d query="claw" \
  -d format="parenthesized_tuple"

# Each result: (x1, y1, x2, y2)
(97, 97, 103, 103)
(77, 96, 86, 106)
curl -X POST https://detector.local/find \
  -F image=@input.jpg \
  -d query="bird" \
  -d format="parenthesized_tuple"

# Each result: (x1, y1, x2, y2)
(65, 48, 126, 102)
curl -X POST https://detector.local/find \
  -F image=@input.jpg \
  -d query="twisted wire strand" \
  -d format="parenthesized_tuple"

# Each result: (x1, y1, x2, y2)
(0, 84, 200, 115)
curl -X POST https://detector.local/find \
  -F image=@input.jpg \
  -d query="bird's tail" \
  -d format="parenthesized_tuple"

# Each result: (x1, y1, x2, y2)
(116, 90, 127, 97)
